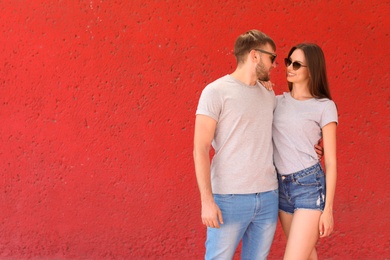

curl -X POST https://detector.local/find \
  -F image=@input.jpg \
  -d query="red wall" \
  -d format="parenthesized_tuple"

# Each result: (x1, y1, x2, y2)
(1, 1, 389, 259)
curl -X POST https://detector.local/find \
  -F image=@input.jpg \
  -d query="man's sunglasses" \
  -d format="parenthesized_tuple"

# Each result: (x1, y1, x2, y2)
(284, 58, 308, 70)
(254, 49, 277, 63)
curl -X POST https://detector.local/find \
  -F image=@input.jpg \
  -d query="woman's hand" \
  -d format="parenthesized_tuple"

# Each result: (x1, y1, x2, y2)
(319, 208, 334, 238)
(259, 80, 274, 91)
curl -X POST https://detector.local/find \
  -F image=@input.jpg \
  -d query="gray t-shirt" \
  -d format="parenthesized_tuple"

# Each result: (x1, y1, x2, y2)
(272, 92, 338, 174)
(196, 75, 277, 194)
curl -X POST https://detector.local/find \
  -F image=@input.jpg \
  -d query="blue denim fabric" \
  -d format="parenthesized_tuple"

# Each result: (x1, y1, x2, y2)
(277, 163, 326, 214)
(205, 189, 278, 260)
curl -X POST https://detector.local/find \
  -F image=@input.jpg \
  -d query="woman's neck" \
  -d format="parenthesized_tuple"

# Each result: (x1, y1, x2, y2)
(291, 84, 313, 100)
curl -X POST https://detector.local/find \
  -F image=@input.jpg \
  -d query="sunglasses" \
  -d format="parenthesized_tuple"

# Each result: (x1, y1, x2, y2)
(284, 58, 308, 70)
(254, 49, 277, 63)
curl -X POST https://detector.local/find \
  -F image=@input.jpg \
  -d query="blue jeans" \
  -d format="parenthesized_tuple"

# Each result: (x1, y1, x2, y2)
(205, 189, 278, 260)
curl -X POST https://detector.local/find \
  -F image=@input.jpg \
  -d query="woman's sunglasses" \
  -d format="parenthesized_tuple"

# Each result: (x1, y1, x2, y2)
(284, 58, 307, 70)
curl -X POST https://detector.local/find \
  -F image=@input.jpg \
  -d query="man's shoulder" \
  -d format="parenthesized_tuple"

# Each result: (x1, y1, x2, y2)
(206, 74, 231, 87)
(201, 75, 233, 95)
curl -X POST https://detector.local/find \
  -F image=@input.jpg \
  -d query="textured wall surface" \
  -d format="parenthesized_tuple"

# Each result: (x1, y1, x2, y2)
(0, 0, 389, 259)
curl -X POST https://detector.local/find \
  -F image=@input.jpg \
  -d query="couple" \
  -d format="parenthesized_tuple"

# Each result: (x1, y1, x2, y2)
(193, 30, 338, 260)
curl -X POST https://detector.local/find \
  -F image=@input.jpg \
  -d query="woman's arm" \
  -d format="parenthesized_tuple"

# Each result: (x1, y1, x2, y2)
(319, 122, 337, 238)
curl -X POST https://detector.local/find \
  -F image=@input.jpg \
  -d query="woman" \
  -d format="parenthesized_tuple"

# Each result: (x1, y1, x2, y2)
(272, 43, 338, 259)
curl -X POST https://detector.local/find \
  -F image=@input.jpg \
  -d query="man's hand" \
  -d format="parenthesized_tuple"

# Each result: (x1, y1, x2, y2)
(201, 200, 224, 228)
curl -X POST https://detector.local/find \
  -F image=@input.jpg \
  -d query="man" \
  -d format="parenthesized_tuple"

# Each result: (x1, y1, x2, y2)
(193, 30, 278, 259)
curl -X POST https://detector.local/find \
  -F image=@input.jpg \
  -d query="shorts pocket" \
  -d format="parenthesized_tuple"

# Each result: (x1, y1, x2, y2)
(294, 172, 318, 186)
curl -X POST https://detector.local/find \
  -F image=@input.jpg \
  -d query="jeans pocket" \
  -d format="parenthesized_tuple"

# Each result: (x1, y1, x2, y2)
(213, 194, 235, 202)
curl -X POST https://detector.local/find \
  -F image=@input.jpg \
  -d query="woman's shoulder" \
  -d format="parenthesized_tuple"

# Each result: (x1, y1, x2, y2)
(315, 96, 334, 103)
(276, 92, 290, 99)
(315, 97, 337, 108)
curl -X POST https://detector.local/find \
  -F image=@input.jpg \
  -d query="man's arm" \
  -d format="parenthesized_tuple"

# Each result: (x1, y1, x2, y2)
(193, 115, 223, 228)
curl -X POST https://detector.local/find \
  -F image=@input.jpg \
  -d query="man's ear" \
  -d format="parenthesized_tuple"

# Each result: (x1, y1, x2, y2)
(250, 49, 258, 62)
(247, 49, 259, 66)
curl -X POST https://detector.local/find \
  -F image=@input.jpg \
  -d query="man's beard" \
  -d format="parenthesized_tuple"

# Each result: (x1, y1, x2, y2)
(256, 61, 270, 82)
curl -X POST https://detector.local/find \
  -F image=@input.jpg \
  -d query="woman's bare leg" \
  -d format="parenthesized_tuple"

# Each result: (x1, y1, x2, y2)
(283, 210, 321, 260)
(279, 210, 293, 238)
(308, 247, 318, 260)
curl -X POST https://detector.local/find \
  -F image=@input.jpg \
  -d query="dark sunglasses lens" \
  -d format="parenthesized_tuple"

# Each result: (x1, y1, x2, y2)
(284, 58, 291, 67)
(285, 58, 302, 70)
(292, 62, 301, 70)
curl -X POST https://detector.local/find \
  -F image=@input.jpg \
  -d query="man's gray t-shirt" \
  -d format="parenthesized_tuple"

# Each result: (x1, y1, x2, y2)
(196, 75, 277, 194)
(272, 92, 338, 174)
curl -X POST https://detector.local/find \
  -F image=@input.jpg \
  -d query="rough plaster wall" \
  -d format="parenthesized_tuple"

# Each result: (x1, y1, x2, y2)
(0, 0, 389, 259)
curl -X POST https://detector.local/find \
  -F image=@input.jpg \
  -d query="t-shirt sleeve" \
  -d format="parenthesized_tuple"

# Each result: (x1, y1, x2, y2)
(273, 94, 278, 111)
(195, 85, 221, 122)
(320, 100, 338, 128)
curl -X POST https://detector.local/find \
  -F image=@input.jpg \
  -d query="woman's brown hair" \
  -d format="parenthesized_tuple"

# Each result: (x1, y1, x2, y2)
(287, 43, 332, 100)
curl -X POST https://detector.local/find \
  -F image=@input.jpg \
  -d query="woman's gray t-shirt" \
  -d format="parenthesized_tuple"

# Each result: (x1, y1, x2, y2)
(272, 92, 338, 175)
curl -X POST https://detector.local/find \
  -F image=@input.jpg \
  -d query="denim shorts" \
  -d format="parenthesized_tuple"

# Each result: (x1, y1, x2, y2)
(277, 163, 326, 214)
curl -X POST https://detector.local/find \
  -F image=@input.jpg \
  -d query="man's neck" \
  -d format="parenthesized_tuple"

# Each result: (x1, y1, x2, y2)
(230, 67, 257, 86)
